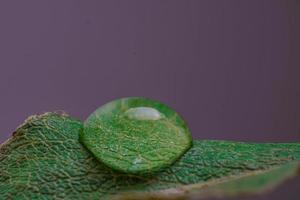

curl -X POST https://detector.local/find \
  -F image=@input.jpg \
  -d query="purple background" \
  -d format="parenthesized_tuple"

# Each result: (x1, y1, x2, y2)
(0, 1, 299, 199)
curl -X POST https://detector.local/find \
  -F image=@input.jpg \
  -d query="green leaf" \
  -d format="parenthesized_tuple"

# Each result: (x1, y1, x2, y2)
(81, 97, 192, 174)
(0, 113, 299, 200)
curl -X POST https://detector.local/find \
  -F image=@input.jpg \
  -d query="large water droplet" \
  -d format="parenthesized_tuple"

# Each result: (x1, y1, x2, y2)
(81, 97, 192, 174)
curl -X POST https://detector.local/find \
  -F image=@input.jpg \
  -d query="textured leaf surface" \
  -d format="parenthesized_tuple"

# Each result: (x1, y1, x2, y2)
(0, 113, 300, 200)
(81, 97, 192, 174)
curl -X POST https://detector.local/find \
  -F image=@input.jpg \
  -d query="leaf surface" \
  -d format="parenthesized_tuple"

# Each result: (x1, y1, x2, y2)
(0, 113, 299, 200)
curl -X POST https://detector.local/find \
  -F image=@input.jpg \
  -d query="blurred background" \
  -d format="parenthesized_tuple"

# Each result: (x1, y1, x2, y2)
(0, 1, 299, 199)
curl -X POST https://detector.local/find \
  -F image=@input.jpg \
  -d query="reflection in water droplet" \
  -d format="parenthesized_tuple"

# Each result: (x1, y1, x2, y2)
(133, 157, 142, 164)
(124, 107, 164, 120)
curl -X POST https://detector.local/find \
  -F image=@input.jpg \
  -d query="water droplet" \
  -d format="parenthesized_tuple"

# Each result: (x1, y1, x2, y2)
(81, 97, 192, 174)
